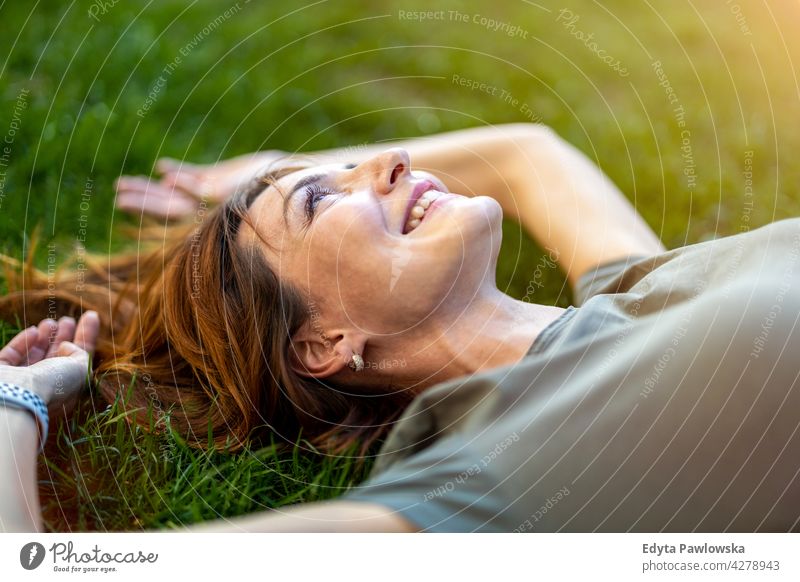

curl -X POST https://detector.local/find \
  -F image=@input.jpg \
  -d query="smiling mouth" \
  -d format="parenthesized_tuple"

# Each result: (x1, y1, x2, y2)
(402, 180, 445, 234)
(402, 189, 442, 234)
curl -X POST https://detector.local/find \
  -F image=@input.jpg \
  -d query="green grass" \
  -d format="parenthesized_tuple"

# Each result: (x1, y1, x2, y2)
(2, 0, 800, 530)
(38, 395, 373, 531)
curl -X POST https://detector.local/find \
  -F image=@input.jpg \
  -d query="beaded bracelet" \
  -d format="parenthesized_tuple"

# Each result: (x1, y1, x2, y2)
(0, 382, 49, 454)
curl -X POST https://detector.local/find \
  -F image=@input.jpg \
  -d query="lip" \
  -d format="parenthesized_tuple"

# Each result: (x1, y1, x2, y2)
(418, 193, 453, 223)
(402, 180, 437, 234)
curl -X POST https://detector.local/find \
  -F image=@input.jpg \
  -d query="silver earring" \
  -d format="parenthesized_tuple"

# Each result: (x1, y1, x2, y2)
(349, 353, 364, 372)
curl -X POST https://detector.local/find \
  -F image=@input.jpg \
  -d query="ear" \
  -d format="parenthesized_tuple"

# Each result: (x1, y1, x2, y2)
(288, 321, 367, 379)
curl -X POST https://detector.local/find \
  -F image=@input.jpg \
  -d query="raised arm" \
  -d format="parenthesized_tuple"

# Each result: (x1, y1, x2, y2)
(313, 123, 666, 287)
(497, 124, 666, 285)
(116, 123, 665, 288)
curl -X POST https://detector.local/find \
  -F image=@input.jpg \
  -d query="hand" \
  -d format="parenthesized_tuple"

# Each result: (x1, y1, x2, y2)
(0, 312, 100, 421)
(115, 151, 285, 220)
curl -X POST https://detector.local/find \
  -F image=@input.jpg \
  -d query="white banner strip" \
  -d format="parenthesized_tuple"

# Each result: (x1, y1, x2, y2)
(1, 533, 798, 581)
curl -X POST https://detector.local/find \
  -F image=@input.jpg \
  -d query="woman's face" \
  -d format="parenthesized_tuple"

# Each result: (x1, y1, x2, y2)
(244, 148, 502, 341)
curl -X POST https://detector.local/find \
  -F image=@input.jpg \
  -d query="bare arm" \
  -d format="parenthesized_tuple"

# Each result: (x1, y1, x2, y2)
(0, 317, 414, 533)
(500, 124, 666, 286)
(0, 407, 41, 532)
(311, 124, 666, 287)
(181, 500, 417, 533)
(0, 313, 100, 533)
(118, 124, 664, 288)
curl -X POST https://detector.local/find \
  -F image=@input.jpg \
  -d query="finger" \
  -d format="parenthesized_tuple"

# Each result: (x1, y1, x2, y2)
(55, 340, 89, 363)
(27, 319, 58, 365)
(46, 316, 76, 358)
(116, 178, 199, 203)
(36, 341, 89, 373)
(0, 326, 39, 366)
(155, 157, 201, 175)
(116, 191, 198, 219)
(123, 181, 198, 202)
(116, 176, 191, 199)
(73, 311, 100, 357)
(161, 171, 214, 201)
(114, 175, 158, 194)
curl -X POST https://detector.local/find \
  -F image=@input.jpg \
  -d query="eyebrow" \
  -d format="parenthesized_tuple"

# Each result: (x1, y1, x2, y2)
(280, 163, 357, 226)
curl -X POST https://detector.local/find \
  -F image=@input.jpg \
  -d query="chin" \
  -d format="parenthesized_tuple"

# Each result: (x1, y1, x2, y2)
(427, 197, 503, 273)
(416, 195, 501, 252)
(475, 195, 504, 221)
(456, 196, 503, 239)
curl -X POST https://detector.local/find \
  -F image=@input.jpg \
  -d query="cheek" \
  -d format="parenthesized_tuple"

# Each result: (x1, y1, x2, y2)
(303, 217, 397, 306)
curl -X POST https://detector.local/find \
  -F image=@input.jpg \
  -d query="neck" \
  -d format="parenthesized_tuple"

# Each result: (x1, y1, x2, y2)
(380, 285, 566, 392)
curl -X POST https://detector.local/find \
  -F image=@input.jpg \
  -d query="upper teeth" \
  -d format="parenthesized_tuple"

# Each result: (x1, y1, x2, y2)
(405, 190, 441, 233)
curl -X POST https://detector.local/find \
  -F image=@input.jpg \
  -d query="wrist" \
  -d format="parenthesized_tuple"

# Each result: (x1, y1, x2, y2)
(31, 376, 55, 405)
(0, 369, 51, 403)
(0, 382, 49, 453)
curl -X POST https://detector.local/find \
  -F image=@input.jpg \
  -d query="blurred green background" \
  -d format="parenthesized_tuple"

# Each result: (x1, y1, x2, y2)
(3, 0, 800, 304)
(1, 0, 799, 530)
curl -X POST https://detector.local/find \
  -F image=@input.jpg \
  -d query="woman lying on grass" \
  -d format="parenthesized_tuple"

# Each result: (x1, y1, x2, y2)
(2, 123, 800, 532)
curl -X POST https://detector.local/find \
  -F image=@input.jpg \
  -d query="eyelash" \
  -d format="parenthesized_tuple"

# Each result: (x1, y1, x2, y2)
(304, 183, 337, 223)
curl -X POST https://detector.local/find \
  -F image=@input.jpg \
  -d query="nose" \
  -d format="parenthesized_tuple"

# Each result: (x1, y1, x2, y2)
(356, 148, 410, 196)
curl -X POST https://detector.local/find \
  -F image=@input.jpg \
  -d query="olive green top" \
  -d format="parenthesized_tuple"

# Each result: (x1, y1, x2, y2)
(343, 218, 800, 532)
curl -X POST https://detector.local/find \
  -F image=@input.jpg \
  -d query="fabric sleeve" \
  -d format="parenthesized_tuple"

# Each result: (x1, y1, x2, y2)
(342, 434, 508, 532)
(573, 254, 652, 306)
(341, 375, 524, 532)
